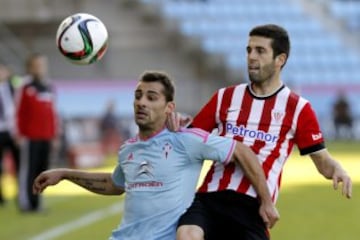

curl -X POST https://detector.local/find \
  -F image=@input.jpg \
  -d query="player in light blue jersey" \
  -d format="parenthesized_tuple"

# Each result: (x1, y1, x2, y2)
(33, 71, 279, 240)
(110, 127, 237, 239)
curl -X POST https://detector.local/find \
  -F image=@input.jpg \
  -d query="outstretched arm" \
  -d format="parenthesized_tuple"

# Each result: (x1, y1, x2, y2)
(310, 149, 352, 198)
(231, 142, 280, 229)
(33, 168, 124, 195)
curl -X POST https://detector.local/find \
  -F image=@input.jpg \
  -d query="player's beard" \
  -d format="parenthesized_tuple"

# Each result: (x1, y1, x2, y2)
(248, 61, 276, 84)
(137, 120, 155, 136)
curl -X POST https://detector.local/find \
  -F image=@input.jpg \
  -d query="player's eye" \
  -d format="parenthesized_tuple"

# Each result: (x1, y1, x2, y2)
(147, 94, 157, 101)
(135, 91, 142, 100)
(256, 47, 266, 54)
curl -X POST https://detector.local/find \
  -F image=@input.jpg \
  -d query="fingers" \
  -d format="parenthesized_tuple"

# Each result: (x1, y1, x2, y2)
(333, 174, 352, 199)
(261, 213, 270, 229)
(167, 112, 192, 131)
(173, 112, 179, 129)
(166, 112, 180, 132)
(267, 211, 280, 229)
(333, 176, 339, 190)
(166, 112, 194, 131)
(180, 116, 193, 128)
(342, 178, 352, 199)
(32, 175, 48, 194)
(261, 213, 277, 229)
(32, 178, 43, 194)
(165, 113, 172, 130)
(260, 207, 280, 229)
(32, 185, 42, 194)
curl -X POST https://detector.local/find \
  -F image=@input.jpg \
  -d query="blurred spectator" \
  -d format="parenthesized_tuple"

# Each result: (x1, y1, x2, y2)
(52, 114, 69, 167)
(332, 90, 353, 140)
(0, 63, 20, 206)
(99, 100, 122, 157)
(17, 53, 58, 212)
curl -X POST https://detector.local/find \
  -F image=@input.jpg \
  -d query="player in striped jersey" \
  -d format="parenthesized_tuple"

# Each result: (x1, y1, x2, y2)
(32, 71, 278, 239)
(176, 24, 352, 240)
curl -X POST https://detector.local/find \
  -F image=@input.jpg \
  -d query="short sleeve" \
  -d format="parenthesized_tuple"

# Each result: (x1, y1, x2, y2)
(295, 103, 325, 155)
(111, 164, 125, 188)
(192, 91, 218, 131)
(179, 128, 236, 164)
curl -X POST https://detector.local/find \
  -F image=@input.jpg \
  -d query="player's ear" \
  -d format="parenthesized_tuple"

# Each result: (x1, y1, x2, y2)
(275, 53, 287, 69)
(166, 101, 175, 114)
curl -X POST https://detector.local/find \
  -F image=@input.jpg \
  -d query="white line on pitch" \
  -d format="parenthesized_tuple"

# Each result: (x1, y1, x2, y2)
(29, 202, 124, 240)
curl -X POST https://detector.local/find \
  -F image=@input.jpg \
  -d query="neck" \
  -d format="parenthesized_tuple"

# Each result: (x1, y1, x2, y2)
(138, 125, 166, 141)
(250, 74, 282, 96)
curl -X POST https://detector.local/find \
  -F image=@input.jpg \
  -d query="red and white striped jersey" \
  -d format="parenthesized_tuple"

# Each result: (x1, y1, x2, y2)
(192, 83, 325, 203)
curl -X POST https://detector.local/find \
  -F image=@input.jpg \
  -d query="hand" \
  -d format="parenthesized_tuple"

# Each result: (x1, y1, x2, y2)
(166, 112, 193, 132)
(259, 201, 280, 229)
(32, 169, 65, 194)
(332, 167, 352, 199)
(310, 151, 352, 199)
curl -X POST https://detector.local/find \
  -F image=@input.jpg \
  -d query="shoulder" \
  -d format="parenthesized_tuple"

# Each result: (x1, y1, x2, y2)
(118, 137, 139, 157)
(282, 86, 305, 100)
(217, 83, 247, 94)
(20, 82, 36, 96)
(22, 81, 33, 89)
(122, 136, 138, 146)
(281, 86, 310, 108)
(177, 127, 209, 143)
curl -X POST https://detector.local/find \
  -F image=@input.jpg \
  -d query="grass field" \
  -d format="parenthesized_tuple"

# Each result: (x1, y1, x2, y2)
(1, 141, 359, 240)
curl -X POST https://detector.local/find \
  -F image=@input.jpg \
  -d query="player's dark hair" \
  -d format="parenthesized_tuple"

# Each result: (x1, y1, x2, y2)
(249, 24, 290, 68)
(140, 71, 175, 102)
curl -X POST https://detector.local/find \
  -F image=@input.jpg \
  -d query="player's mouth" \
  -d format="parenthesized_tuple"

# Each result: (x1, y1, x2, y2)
(248, 65, 260, 73)
(135, 110, 148, 119)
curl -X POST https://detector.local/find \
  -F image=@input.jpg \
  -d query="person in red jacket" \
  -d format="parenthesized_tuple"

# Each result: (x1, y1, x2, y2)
(17, 53, 58, 212)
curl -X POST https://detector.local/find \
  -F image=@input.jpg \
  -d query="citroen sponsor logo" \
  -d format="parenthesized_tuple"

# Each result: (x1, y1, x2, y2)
(136, 161, 154, 178)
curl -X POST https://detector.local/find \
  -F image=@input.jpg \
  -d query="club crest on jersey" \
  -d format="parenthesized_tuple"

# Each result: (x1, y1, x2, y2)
(271, 110, 285, 123)
(162, 142, 172, 159)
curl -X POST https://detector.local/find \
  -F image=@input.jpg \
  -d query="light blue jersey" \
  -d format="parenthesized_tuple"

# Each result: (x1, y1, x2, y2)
(110, 127, 236, 240)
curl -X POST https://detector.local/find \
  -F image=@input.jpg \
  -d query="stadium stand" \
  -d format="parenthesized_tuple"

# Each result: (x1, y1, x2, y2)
(328, 0, 360, 32)
(0, 0, 359, 138)
(146, 0, 360, 85)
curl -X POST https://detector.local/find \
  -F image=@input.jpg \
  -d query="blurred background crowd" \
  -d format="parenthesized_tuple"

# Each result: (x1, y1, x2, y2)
(0, 0, 359, 206)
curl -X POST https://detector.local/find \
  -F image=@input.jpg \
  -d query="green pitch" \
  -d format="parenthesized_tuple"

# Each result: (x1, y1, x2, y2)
(1, 141, 359, 239)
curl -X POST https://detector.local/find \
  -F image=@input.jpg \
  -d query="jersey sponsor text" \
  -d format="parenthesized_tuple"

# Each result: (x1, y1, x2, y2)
(226, 122, 278, 143)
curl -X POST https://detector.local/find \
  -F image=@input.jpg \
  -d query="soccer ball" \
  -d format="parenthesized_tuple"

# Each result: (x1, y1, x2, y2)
(56, 13, 108, 65)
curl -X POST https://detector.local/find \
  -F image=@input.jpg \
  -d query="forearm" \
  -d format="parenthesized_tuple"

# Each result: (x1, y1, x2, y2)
(318, 159, 341, 179)
(233, 144, 272, 203)
(311, 149, 352, 198)
(62, 169, 124, 195)
(311, 150, 342, 179)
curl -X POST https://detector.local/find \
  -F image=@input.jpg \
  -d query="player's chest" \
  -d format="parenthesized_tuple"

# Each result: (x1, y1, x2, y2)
(120, 142, 183, 181)
(220, 103, 294, 131)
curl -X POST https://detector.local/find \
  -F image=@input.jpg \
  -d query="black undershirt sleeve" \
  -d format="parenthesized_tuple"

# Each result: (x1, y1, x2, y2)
(299, 142, 326, 156)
